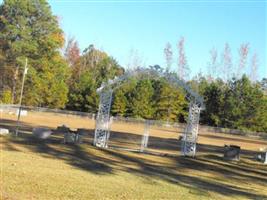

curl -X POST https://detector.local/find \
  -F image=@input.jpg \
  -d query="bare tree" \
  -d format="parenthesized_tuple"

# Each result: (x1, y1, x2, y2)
(177, 37, 190, 80)
(126, 48, 144, 70)
(237, 43, 249, 78)
(164, 42, 173, 72)
(250, 53, 258, 82)
(207, 47, 218, 80)
(64, 37, 80, 67)
(221, 43, 233, 81)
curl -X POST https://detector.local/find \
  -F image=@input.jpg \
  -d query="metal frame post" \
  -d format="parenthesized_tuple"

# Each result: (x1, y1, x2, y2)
(181, 102, 201, 157)
(140, 120, 150, 152)
(94, 88, 113, 148)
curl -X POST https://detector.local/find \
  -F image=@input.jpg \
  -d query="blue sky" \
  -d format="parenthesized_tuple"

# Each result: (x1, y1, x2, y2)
(1, 0, 267, 79)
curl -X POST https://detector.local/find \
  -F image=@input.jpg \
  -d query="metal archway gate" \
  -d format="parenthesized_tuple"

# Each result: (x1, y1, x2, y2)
(93, 70, 204, 157)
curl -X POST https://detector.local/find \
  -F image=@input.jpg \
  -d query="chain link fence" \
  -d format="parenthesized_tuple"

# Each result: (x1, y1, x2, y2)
(0, 104, 266, 155)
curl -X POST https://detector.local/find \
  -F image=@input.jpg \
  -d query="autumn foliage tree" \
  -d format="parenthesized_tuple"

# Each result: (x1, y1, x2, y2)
(0, 0, 69, 108)
(66, 45, 124, 112)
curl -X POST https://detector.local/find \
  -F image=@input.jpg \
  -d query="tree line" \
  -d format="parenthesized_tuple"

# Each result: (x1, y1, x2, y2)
(0, 0, 266, 132)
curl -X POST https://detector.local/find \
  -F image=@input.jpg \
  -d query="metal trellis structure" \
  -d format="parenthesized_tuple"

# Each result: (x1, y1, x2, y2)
(93, 69, 204, 157)
(94, 87, 113, 148)
(181, 102, 201, 157)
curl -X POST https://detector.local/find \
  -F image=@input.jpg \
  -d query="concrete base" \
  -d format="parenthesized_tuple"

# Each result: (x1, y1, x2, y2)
(63, 132, 83, 144)
(182, 141, 196, 157)
(0, 128, 9, 135)
(16, 110, 28, 116)
(33, 127, 52, 139)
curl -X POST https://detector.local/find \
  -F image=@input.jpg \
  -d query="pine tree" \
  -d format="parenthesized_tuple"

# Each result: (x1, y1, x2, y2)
(131, 79, 154, 119)
(111, 88, 127, 116)
(153, 79, 187, 122)
(201, 80, 225, 126)
(221, 76, 266, 131)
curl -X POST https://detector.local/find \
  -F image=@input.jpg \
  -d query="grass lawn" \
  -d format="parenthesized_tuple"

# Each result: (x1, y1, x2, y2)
(0, 113, 267, 199)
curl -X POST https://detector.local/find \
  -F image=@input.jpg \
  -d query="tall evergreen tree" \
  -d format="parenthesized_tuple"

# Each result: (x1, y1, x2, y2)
(153, 79, 187, 122)
(111, 88, 127, 116)
(131, 79, 154, 119)
(67, 71, 98, 112)
(201, 80, 225, 126)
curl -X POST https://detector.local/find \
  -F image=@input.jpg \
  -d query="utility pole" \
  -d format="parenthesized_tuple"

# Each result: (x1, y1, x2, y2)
(15, 58, 28, 136)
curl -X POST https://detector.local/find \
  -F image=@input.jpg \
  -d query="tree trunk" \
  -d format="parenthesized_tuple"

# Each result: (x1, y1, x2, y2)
(11, 65, 19, 104)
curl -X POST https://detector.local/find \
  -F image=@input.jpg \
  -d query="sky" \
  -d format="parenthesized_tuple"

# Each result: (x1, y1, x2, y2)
(1, 0, 267, 79)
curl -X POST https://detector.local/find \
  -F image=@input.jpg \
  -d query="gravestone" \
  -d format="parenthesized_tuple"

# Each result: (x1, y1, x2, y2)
(56, 125, 74, 143)
(224, 145, 240, 161)
(64, 132, 75, 143)
(257, 148, 267, 164)
(75, 129, 88, 143)
(0, 128, 9, 135)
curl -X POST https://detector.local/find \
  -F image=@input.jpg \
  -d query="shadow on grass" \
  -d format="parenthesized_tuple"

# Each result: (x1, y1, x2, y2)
(102, 149, 267, 199)
(1, 119, 267, 199)
(14, 134, 113, 175)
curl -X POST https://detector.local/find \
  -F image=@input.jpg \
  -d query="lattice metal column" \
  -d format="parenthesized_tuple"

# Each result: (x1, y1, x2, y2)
(182, 101, 201, 157)
(94, 88, 113, 148)
(140, 120, 150, 152)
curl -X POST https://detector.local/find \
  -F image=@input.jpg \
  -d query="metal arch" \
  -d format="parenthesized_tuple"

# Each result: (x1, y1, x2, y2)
(94, 68, 204, 157)
(164, 74, 204, 108)
(97, 70, 204, 108)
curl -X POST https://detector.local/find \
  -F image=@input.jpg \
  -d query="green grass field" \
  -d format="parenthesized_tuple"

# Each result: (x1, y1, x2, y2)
(1, 135, 267, 200)
(1, 115, 267, 200)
